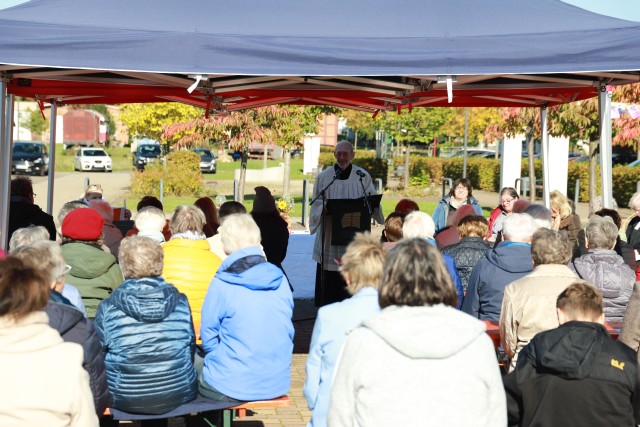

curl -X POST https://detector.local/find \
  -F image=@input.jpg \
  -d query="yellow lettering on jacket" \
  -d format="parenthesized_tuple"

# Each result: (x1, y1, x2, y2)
(611, 359, 625, 371)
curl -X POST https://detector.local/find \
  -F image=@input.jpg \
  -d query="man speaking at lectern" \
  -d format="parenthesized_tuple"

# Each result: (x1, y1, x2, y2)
(310, 141, 384, 307)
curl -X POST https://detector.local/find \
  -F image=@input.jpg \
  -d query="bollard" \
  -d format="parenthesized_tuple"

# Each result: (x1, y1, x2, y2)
(159, 179, 164, 204)
(302, 179, 309, 228)
(574, 178, 580, 207)
(84, 177, 90, 192)
(233, 179, 239, 202)
(441, 178, 453, 198)
(375, 178, 383, 195)
(637, 180, 640, 194)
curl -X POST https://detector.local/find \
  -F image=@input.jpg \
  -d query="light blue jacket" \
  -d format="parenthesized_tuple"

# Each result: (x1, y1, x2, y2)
(201, 246, 294, 401)
(303, 287, 381, 427)
(432, 195, 483, 233)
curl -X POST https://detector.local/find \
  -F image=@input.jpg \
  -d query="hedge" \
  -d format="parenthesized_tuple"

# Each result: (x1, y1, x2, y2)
(131, 150, 204, 197)
(318, 152, 388, 187)
(392, 155, 639, 205)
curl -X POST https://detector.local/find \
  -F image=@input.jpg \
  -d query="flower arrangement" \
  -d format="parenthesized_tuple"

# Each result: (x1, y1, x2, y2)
(276, 196, 295, 215)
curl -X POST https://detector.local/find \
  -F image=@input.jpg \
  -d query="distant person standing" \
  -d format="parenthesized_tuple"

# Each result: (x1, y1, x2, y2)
(309, 142, 384, 307)
(432, 178, 482, 234)
(8, 176, 56, 241)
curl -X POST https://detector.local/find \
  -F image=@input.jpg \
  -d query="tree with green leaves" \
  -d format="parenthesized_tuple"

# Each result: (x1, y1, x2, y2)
(340, 109, 376, 150)
(119, 103, 201, 146)
(24, 108, 48, 139)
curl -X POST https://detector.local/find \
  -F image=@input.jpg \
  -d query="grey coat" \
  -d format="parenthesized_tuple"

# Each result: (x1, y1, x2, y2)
(570, 249, 636, 322)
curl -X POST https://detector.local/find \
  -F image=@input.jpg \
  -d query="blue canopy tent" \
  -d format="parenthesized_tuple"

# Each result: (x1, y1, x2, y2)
(1, 0, 640, 248)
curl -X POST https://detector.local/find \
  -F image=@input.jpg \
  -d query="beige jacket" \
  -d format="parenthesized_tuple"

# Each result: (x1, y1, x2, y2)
(0, 312, 98, 427)
(500, 264, 578, 371)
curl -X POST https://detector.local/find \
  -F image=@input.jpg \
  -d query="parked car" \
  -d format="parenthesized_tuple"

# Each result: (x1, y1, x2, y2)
(133, 144, 163, 171)
(74, 147, 112, 172)
(192, 148, 217, 173)
(12, 141, 49, 176)
(446, 149, 497, 159)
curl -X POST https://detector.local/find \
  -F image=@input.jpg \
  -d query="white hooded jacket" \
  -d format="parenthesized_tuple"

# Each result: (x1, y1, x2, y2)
(328, 305, 506, 427)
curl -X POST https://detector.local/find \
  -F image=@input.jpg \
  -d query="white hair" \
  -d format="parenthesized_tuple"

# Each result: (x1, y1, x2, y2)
(503, 213, 539, 243)
(9, 225, 50, 252)
(220, 214, 262, 255)
(135, 207, 166, 233)
(402, 211, 436, 239)
(88, 199, 114, 223)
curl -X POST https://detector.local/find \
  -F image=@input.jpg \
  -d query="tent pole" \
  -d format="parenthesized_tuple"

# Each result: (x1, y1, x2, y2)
(463, 107, 469, 178)
(598, 83, 613, 209)
(46, 101, 57, 215)
(540, 105, 550, 207)
(1, 91, 14, 251)
(0, 79, 7, 251)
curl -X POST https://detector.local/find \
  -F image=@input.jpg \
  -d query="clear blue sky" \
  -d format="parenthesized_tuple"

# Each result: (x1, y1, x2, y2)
(0, 0, 639, 20)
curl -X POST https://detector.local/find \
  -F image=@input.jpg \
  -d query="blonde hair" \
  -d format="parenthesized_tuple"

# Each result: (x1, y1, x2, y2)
(550, 190, 573, 220)
(456, 215, 488, 238)
(339, 233, 386, 294)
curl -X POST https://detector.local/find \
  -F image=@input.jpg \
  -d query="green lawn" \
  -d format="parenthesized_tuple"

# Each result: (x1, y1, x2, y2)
(203, 158, 306, 180)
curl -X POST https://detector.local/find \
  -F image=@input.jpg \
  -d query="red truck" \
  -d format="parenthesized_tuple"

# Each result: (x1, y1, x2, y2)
(62, 110, 106, 149)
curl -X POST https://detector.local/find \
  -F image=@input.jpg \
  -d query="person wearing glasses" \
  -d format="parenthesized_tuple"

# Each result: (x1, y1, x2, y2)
(432, 178, 483, 234)
(487, 187, 519, 242)
(13, 241, 109, 416)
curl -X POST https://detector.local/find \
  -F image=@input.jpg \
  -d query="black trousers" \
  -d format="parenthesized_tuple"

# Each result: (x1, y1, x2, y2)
(314, 264, 350, 307)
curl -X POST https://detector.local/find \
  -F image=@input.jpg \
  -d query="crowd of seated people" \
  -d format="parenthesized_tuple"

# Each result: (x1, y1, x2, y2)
(3, 177, 640, 426)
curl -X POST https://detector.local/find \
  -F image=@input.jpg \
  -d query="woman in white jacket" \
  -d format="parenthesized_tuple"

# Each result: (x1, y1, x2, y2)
(0, 257, 98, 427)
(328, 238, 506, 427)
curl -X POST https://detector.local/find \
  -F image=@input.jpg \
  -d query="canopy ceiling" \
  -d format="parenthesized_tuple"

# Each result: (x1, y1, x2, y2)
(1, 0, 640, 112)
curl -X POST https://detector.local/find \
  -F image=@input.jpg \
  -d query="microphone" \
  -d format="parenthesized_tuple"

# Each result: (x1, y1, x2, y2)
(356, 170, 365, 178)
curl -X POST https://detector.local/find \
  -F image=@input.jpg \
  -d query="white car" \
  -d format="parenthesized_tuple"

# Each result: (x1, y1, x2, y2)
(74, 147, 113, 172)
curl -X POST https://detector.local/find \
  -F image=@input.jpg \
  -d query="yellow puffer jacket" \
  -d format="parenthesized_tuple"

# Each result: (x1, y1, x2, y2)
(162, 238, 221, 326)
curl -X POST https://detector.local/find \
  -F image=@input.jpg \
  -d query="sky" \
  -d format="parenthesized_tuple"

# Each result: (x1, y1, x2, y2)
(0, 0, 639, 20)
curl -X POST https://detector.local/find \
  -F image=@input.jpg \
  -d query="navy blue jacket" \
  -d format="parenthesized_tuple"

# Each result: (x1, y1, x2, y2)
(46, 290, 109, 415)
(461, 242, 533, 320)
(95, 276, 197, 414)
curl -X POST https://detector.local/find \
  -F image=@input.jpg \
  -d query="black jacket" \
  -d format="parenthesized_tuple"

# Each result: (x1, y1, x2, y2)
(251, 212, 289, 269)
(441, 237, 490, 292)
(45, 291, 109, 414)
(8, 196, 57, 241)
(504, 321, 640, 427)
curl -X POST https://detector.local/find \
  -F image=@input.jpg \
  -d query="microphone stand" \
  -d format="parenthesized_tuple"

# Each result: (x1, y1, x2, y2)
(309, 168, 341, 306)
(357, 171, 373, 217)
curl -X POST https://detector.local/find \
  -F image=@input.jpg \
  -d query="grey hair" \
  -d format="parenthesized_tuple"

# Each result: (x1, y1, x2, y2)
(502, 213, 539, 243)
(9, 226, 50, 252)
(12, 240, 66, 284)
(585, 215, 618, 249)
(402, 211, 436, 239)
(220, 214, 262, 255)
(523, 204, 552, 229)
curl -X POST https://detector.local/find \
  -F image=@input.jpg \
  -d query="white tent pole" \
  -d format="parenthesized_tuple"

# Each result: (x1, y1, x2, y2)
(0, 79, 8, 251)
(463, 107, 469, 178)
(1, 93, 14, 251)
(598, 83, 613, 209)
(540, 105, 550, 207)
(46, 101, 57, 215)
